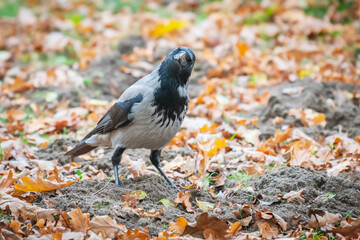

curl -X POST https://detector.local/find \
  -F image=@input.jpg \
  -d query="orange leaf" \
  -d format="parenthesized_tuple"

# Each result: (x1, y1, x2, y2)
(274, 128, 293, 144)
(1, 76, 33, 92)
(68, 207, 90, 233)
(0, 170, 16, 194)
(169, 217, 188, 234)
(199, 123, 218, 133)
(14, 173, 75, 192)
(236, 41, 249, 56)
(312, 113, 326, 124)
(10, 219, 21, 233)
(229, 222, 242, 235)
(51, 232, 62, 240)
(174, 191, 194, 213)
(258, 222, 278, 239)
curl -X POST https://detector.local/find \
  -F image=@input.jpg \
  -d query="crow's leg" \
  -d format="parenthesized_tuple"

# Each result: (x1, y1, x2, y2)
(111, 146, 126, 186)
(150, 150, 179, 192)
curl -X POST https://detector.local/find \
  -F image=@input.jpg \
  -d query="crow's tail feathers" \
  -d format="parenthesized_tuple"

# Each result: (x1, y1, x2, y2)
(65, 141, 97, 157)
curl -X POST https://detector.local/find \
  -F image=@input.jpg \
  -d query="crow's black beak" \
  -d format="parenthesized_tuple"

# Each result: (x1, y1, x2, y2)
(173, 51, 189, 67)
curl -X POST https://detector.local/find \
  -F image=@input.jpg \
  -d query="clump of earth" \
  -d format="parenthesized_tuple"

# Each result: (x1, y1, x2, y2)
(254, 79, 360, 139)
(35, 139, 360, 234)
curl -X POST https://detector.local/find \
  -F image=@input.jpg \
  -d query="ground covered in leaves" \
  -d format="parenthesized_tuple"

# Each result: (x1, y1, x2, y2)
(1, 0, 360, 239)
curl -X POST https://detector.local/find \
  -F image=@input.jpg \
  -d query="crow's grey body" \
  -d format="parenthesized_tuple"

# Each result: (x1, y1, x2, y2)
(83, 66, 188, 150)
(65, 46, 195, 190)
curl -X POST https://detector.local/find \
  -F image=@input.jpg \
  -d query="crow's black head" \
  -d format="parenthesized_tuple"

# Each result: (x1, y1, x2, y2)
(158, 46, 195, 86)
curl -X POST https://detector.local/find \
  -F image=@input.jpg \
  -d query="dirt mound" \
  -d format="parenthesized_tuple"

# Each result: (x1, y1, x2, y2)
(34, 166, 359, 234)
(254, 79, 360, 139)
(254, 167, 360, 223)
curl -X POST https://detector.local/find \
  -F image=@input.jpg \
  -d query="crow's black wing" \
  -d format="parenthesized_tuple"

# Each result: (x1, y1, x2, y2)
(84, 93, 143, 139)
(65, 93, 143, 157)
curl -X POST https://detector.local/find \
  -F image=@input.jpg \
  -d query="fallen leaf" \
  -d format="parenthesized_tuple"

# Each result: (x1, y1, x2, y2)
(10, 219, 21, 233)
(307, 210, 342, 228)
(68, 207, 90, 233)
(14, 173, 74, 192)
(327, 218, 360, 238)
(174, 191, 194, 213)
(0, 170, 16, 194)
(169, 217, 188, 234)
(258, 222, 278, 239)
(130, 190, 147, 200)
(90, 216, 127, 239)
(119, 229, 150, 240)
(150, 20, 188, 38)
(196, 198, 214, 212)
(183, 212, 229, 239)
(158, 199, 175, 207)
(283, 189, 305, 204)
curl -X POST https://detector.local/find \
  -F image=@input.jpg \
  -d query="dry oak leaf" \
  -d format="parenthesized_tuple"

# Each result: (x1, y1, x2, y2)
(0, 228, 22, 240)
(183, 212, 229, 239)
(14, 173, 75, 192)
(169, 217, 188, 234)
(68, 207, 90, 233)
(174, 191, 194, 213)
(0, 170, 17, 194)
(90, 215, 127, 239)
(328, 218, 360, 238)
(283, 189, 305, 204)
(19, 205, 60, 221)
(306, 210, 342, 228)
(119, 229, 150, 240)
(258, 222, 278, 239)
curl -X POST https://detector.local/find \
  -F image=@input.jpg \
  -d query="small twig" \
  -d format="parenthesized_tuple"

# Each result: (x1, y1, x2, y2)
(92, 180, 111, 197)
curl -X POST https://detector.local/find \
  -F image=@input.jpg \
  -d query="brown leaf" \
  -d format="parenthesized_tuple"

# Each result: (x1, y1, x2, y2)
(169, 217, 188, 234)
(258, 222, 278, 239)
(0, 170, 16, 194)
(119, 229, 150, 240)
(307, 210, 342, 228)
(328, 218, 360, 238)
(19, 205, 60, 221)
(68, 207, 90, 233)
(183, 212, 229, 239)
(14, 172, 74, 192)
(174, 191, 194, 213)
(90, 215, 127, 238)
(283, 189, 305, 204)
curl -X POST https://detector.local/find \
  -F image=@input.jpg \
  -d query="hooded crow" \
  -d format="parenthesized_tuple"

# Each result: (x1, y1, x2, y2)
(65, 46, 196, 191)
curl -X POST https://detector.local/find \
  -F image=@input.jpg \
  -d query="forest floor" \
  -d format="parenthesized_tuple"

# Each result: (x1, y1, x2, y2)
(0, 0, 360, 239)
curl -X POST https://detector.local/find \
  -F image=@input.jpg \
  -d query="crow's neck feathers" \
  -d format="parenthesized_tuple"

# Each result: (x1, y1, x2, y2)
(152, 59, 190, 124)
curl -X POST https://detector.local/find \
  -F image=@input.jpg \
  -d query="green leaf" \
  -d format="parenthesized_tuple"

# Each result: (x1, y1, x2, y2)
(196, 198, 214, 212)
(130, 190, 147, 200)
(75, 169, 82, 180)
(158, 199, 175, 207)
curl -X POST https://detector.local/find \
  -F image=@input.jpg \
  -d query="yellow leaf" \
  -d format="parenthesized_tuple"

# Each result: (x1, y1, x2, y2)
(299, 69, 313, 78)
(14, 173, 74, 192)
(196, 198, 214, 212)
(215, 138, 227, 149)
(312, 113, 326, 124)
(207, 147, 218, 157)
(130, 190, 147, 200)
(150, 20, 188, 38)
